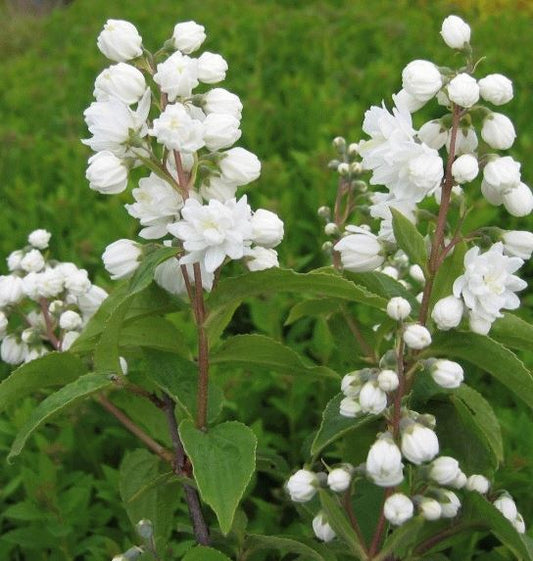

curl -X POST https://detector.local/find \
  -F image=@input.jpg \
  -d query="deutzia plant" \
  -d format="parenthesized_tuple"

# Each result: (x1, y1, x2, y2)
(285, 14, 532, 560)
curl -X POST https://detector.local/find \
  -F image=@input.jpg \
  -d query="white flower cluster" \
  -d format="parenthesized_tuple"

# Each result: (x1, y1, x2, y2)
(84, 19, 284, 293)
(0, 230, 107, 365)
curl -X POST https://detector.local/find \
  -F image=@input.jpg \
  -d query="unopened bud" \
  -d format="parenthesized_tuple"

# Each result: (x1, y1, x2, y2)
(333, 136, 346, 149)
(317, 206, 331, 219)
(324, 223, 339, 236)
(136, 519, 153, 540)
(337, 163, 350, 176)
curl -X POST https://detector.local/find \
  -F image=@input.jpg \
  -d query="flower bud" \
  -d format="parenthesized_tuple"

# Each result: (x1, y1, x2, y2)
(28, 229, 51, 250)
(418, 120, 448, 150)
(202, 113, 241, 151)
(246, 247, 279, 272)
(377, 369, 399, 392)
(440, 15, 471, 49)
(401, 423, 439, 465)
(429, 456, 461, 485)
(61, 331, 80, 351)
(197, 52, 228, 84)
(250, 209, 284, 248)
(327, 464, 354, 493)
(94, 63, 147, 105)
(312, 511, 336, 542)
(86, 151, 128, 195)
(7, 250, 24, 272)
(403, 323, 432, 349)
(339, 396, 362, 418)
(431, 359, 464, 389)
(324, 222, 338, 236)
(0, 275, 25, 307)
(59, 310, 83, 331)
(409, 264, 425, 284)
(219, 147, 261, 186)
(478, 74, 513, 106)
(514, 513, 526, 534)
(449, 126, 478, 155)
(493, 494, 518, 521)
(450, 470, 467, 489)
(203, 88, 243, 120)
(439, 490, 461, 518)
(341, 372, 363, 398)
(431, 295, 464, 331)
(393, 88, 427, 112)
(337, 162, 350, 176)
(452, 154, 479, 183)
(359, 381, 388, 415)
(447, 73, 479, 108)
(20, 249, 45, 273)
(97, 19, 143, 62)
(135, 519, 153, 540)
(384, 493, 414, 526)
(416, 496, 442, 520)
(102, 239, 142, 280)
(317, 206, 331, 219)
(286, 469, 320, 502)
(481, 113, 516, 150)
(334, 227, 385, 273)
(172, 21, 206, 53)
(0, 311, 8, 339)
(366, 434, 404, 487)
(381, 266, 399, 279)
(466, 474, 490, 494)
(1, 335, 28, 365)
(502, 182, 533, 217)
(402, 60, 443, 102)
(502, 230, 533, 260)
(386, 297, 411, 321)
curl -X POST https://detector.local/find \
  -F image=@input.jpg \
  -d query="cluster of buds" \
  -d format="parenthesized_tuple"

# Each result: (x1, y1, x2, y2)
(84, 19, 284, 293)
(0, 230, 107, 364)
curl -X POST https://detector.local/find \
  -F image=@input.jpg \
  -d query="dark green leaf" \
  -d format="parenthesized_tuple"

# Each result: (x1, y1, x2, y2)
(391, 207, 427, 268)
(374, 517, 425, 561)
(182, 546, 232, 561)
(128, 245, 179, 294)
(285, 298, 342, 325)
(491, 313, 533, 353)
(119, 316, 188, 355)
(245, 534, 337, 561)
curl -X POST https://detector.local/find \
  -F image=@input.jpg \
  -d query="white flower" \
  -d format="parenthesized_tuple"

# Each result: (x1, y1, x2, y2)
(447, 73, 479, 108)
(366, 434, 404, 487)
(359, 381, 388, 414)
(24, 268, 65, 299)
(384, 493, 414, 526)
(125, 173, 184, 239)
(97, 19, 143, 62)
(494, 494, 518, 521)
(250, 209, 284, 248)
(392, 89, 427, 113)
(450, 470, 467, 489)
(431, 359, 464, 389)
(334, 227, 384, 273)
(1, 335, 28, 365)
(381, 266, 399, 279)
(429, 456, 461, 485)
(327, 464, 354, 493)
(402, 60, 443, 102)
(202, 113, 241, 150)
(219, 147, 261, 186)
(341, 372, 362, 398)
(245, 247, 279, 271)
(200, 176, 238, 202)
(377, 369, 400, 392)
(449, 126, 478, 155)
(7, 250, 24, 272)
(171, 21, 206, 54)
(439, 490, 461, 518)
(481, 156, 521, 205)
(0, 311, 8, 339)
(431, 295, 464, 330)
(61, 330, 80, 351)
(286, 469, 320, 502)
(401, 423, 439, 465)
(478, 74, 513, 106)
(102, 239, 142, 280)
(28, 229, 52, 250)
(416, 497, 442, 521)
(94, 63, 147, 105)
(197, 52, 228, 84)
(83, 92, 150, 157)
(62, 266, 91, 297)
(77, 285, 108, 318)
(481, 113, 516, 150)
(453, 243, 526, 334)
(59, 310, 83, 331)
(514, 513, 526, 534)
(153, 51, 199, 101)
(154, 259, 214, 295)
(502, 230, 533, 260)
(312, 512, 336, 542)
(418, 120, 448, 150)
(149, 103, 205, 152)
(168, 196, 253, 273)
(339, 396, 362, 418)
(386, 297, 411, 321)
(502, 182, 533, 217)
(0, 275, 25, 308)
(203, 88, 243, 119)
(440, 15, 471, 49)
(452, 154, 478, 183)
(409, 264, 425, 284)
(466, 474, 490, 494)
(20, 249, 45, 273)
(403, 323, 432, 349)
(86, 151, 128, 195)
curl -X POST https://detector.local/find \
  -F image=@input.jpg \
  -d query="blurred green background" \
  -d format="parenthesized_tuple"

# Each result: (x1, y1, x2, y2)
(1, 0, 532, 559)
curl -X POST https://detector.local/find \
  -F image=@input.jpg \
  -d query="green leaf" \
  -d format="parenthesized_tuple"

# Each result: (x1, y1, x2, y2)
(143, 350, 223, 423)
(374, 517, 425, 561)
(179, 419, 257, 535)
(491, 313, 533, 353)
(182, 546, 232, 561)
(391, 207, 427, 268)
(427, 331, 533, 409)
(245, 534, 337, 561)
(128, 245, 179, 294)
(119, 449, 177, 541)
(285, 298, 342, 325)
(318, 489, 366, 559)
(430, 242, 467, 308)
(461, 493, 531, 560)
(0, 352, 86, 412)
(311, 394, 373, 457)
(8, 372, 112, 462)
(211, 334, 339, 379)
(452, 385, 503, 465)
(119, 316, 188, 355)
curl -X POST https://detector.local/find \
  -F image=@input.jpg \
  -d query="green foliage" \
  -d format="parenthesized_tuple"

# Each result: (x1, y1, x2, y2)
(391, 208, 428, 270)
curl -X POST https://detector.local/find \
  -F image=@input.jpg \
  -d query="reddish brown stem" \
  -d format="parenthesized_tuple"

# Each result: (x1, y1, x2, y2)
(39, 298, 61, 350)
(192, 263, 209, 430)
(342, 491, 369, 555)
(368, 487, 394, 558)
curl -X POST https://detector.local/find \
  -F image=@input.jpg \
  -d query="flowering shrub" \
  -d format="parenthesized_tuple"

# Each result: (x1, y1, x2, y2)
(0, 11, 532, 561)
